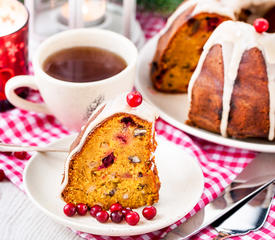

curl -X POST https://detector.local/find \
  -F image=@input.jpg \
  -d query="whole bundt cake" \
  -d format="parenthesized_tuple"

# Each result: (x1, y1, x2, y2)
(187, 20, 275, 140)
(61, 93, 160, 210)
(151, 0, 275, 93)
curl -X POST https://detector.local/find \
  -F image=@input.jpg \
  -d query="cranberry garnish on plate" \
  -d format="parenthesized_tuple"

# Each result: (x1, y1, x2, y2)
(90, 205, 102, 217)
(142, 206, 157, 220)
(63, 203, 77, 217)
(0, 169, 5, 181)
(125, 211, 140, 226)
(110, 211, 124, 223)
(3, 151, 12, 156)
(76, 203, 88, 216)
(96, 210, 109, 223)
(126, 91, 143, 107)
(122, 207, 132, 217)
(110, 203, 123, 213)
(14, 151, 28, 160)
(253, 18, 269, 33)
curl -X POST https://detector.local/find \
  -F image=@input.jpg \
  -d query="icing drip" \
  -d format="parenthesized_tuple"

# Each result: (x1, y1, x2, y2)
(260, 35, 275, 140)
(189, 21, 275, 140)
(266, 63, 275, 140)
(220, 42, 234, 137)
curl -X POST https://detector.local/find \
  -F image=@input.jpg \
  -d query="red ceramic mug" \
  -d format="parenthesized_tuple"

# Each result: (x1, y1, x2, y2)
(0, 0, 29, 112)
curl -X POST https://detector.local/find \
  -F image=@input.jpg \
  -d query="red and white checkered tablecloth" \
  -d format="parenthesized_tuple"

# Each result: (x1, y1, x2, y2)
(0, 12, 275, 240)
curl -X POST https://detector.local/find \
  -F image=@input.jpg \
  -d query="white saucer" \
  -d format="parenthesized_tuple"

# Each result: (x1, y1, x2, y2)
(136, 35, 275, 153)
(23, 134, 204, 236)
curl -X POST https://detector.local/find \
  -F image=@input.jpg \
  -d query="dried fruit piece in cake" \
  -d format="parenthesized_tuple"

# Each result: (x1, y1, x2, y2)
(61, 93, 160, 210)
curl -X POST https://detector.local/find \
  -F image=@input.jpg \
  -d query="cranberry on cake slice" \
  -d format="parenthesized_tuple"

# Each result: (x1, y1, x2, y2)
(206, 17, 221, 31)
(116, 134, 128, 144)
(126, 91, 142, 107)
(120, 116, 136, 126)
(98, 152, 115, 169)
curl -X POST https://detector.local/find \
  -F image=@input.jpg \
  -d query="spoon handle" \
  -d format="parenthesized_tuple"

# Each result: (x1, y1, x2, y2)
(0, 143, 69, 153)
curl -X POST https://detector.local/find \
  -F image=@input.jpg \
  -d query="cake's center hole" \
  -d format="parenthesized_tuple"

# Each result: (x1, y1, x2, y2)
(238, 5, 275, 33)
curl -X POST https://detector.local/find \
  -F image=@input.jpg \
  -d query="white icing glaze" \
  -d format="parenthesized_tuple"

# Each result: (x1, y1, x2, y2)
(60, 93, 159, 194)
(188, 21, 275, 140)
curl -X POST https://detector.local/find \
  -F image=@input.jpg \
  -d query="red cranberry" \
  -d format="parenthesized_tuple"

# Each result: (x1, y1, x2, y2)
(207, 17, 220, 31)
(76, 203, 88, 216)
(3, 152, 12, 156)
(116, 134, 128, 144)
(122, 207, 132, 216)
(126, 91, 142, 107)
(110, 203, 123, 212)
(90, 205, 102, 217)
(102, 152, 115, 168)
(96, 210, 109, 223)
(254, 18, 269, 33)
(14, 151, 28, 160)
(63, 203, 76, 217)
(142, 206, 157, 220)
(125, 211, 140, 226)
(110, 211, 124, 223)
(0, 169, 5, 181)
(121, 117, 135, 126)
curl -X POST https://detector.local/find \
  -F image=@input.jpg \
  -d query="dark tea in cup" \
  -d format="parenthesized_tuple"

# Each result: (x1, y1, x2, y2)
(43, 46, 127, 83)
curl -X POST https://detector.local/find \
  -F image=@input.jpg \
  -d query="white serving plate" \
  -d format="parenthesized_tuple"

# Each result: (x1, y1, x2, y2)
(24, 134, 204, 236)
(136, 35, 275, 153)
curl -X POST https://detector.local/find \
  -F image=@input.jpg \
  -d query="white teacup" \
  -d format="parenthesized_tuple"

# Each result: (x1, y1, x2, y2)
(5, 28, 138, 131)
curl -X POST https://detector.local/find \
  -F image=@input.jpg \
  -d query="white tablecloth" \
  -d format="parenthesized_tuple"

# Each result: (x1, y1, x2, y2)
(0, 181, 82, 240)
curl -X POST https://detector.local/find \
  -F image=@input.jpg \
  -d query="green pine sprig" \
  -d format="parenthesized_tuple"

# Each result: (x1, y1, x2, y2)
(137, 0, 183, 16)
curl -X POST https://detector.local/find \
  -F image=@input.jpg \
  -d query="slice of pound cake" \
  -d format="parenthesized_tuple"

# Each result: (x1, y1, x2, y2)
(61, 92, 160, 209)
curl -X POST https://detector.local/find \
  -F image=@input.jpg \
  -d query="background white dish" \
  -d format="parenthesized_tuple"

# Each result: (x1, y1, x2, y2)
(136, 36, 275, 153)
(24, 134, 204, 236)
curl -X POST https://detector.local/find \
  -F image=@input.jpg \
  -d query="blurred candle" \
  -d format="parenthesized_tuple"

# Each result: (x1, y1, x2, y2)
(60, 0, 107, 27)
(123, 0, 136, 38)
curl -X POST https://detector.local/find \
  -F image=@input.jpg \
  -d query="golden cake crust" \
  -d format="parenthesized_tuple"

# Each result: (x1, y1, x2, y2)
(188, 44, 270, 139)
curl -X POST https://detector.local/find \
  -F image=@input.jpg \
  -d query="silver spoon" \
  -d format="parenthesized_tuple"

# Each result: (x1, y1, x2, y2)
(213, 180, 275, 239)
(0, 142, 69, 153)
